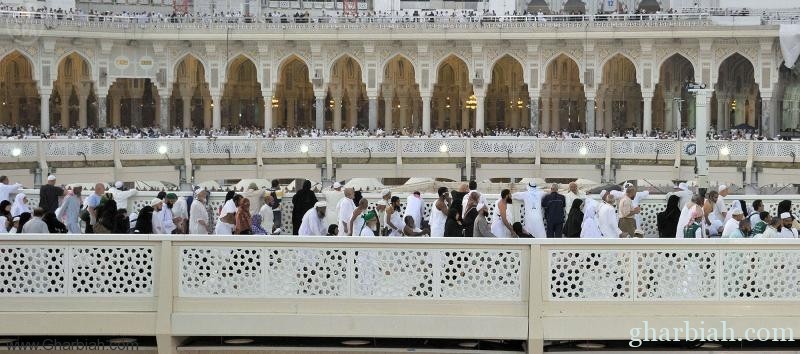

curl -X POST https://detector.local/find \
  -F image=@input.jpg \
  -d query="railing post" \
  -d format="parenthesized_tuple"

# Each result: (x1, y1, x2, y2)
(156, 239, 178, 354)
(527, 244, 544, 354)
(256, 139, 264, 178)
(465, 138, 472, 181)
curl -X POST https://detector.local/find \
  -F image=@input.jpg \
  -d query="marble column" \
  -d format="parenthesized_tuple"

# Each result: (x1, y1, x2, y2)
(461, 106, 469, 130)
(368, 96, 378, 130)
(541, 97, 551, 132)
(96, 95, 107, 128)
(437, 102, 446, 130)
(399, 97, 410, 129)
(346, 95, 358, 128)
(111, 96, 121, 127)
(159, 96, 170, 129)
(604, 99, 613, 133)
(265, 101, 273, 129)
(212, 95, 221, 129)
(705, 95, 713, 130)
(383, 95, 393, 131)
(422, 95, 431, 133)
(182, 96, 192, 128)
(60, 97, 69, 127)
(586, 98, 596, 134)
(642, 96, 653, 134)
(449, 104, 458, 130)
(203, 98, 211, 129)
(333, 97, 343, 130)
(475, 94, 486, 132)
(40, 92, 50, 132)
(529, 96, 540, 132)
(664, 96, 674, 132)
(761, 97, 772, 136)
(286, 98, 296, 129)
(717, 99, 726, 131)
(315, 97, 324, 130)
(78, 95, 88, 128)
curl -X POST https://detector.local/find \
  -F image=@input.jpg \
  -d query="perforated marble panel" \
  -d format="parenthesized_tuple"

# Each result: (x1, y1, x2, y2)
(401, 139, 465, 153)
(46, 140, 114, 158)
(262, 139, 326, 154)
(353, 249, 434, 298)
(0, 247, 66, 295)
(636, 251, 717, 299)
(190, 140, 257, 155)
(439, 250, 522, 300)
(549, 250, 632, 300)
(180, 247, 263, 296)
(722, 251, 800, 299)
(265, 248, 348, 297)
(0, 141, 37, 158)
(70, 247, 154, 295)
(471, 139, 536, 154)
(331, 139, 397, 154)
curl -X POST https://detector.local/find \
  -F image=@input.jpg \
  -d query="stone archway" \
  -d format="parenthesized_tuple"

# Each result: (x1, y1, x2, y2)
(655, 54, 695, 132)
(0, 51, 39, 127)
(598, 54, 643, 134)
(486, 55, 529, 131)
(53, 53, 96, 129)
(223, 55, 264, 128)
(328, 55, 366, 130)
(275, 56, 314, 129)
(172, 55, 211, 129)
(713, 53, 759, 132)
(542, 54, 585, 132)
(432, 55, 472, 131)
(381, 56, 420, 132)
(107, 78, 159, 128)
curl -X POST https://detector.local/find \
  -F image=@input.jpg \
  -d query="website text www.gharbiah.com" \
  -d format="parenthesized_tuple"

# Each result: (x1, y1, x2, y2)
(629, 321, 796, 348)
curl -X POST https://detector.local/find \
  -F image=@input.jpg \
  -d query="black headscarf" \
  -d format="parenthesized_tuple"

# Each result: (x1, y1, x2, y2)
(563, 199, 584, 238)
(42, 211, 67, 233)
(291, 180, 318, 235)
(778, 200, 793, 219)
(657, 195, 681, 238)
(134, 206, 154, 234)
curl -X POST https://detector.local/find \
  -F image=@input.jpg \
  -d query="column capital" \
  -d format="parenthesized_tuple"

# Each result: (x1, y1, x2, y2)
(528, 90, 541, 99)
(39, 88, 53, 96)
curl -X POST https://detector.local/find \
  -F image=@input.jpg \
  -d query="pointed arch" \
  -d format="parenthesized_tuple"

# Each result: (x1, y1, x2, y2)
(222, 54, 264, 128)
(599, 52, 640, 83)
(380, 53, 418, 81)
(56, 50, 93, 79)
(276, 54, 312, 85)
(433, 53, 471, 85)
(225, 54, 259, 84)
(486, 55, 529, 130)
(656, 52, 697, 78)
(0, 49, 37, 82)
(173, 53, 208, 78)
(542, 52, 584, 84)
(275, 55, 314, 129)
(486, 52, 524, 85)
(327, 53, 364, 81)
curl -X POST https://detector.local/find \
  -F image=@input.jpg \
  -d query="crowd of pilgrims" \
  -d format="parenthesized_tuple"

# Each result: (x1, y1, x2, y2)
(0, 173, 797, 239)
(0, 123, 774, 142)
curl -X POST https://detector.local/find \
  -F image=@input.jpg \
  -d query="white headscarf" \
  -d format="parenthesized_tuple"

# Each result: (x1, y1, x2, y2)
(11, 193, 30, 217)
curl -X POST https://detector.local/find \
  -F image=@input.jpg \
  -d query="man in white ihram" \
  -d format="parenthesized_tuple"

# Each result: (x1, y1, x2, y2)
(110, 181, 137, 211)
(404, 191, 425, 230)
(323, 182, 345, 228)
(299, 201, 327, 236)
(598, 190, 623, 238)
(336, 188, 356, 236)
(512, 182, 545, 238)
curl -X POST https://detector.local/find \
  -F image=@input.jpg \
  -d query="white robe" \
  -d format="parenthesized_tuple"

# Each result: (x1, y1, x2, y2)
(490, 199, 514, 238)
(404, 195, 424, 229)
(298, 208, 326, 236)
(428, 200, 448, 237)
(675, 204, 693, 238)
(598, 202, 621, 238)
(110, 187, 137, 211)
(336, 197, 355, 236)
(721, 218, 740, 238)
(580, 198, 602, 238)
(512, 190, 546, 238)
(323, 190, 345, 227)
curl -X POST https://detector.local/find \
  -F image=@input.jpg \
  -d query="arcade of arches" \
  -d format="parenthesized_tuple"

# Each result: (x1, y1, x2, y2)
(2, 50, 799, 134)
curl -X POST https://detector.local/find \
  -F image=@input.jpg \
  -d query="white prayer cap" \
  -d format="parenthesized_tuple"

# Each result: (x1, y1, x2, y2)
(781, 212, 792, 219)
(150, 198, 163, 207)
(333, 182, 342, 189)
(731, 208, 744, 216)
(47, 175, 56, 181)
(718, 185, 728, 192)
(115, 181, 123, 189)
(376, 200, 387, 206)
(314, 201, 327, 208)
(599, 190, 608, 199)
(380, 189, 391, 197)
(678, 182, 688, 190)
(527, 182, 537, 190)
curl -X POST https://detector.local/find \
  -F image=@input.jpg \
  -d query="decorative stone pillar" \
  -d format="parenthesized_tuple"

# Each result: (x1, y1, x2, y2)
(422, 95, 431, 133)
(475, 94, 486, 132)
(368, 96, 378, 130)
(346, 94, 358, 128)
(111, 95, 121, 127)
(60, 89, 70, 127)
(182, 96, 192, 128)
(541, 97, 551, 132)
(585, 98, 596, 134)
(383, 94, 393, 131)
(529, 94, 539, 132)
(333, 97, 343, 130)
(40, 90, 51, 132)
(604, 99, 613, 133)
(399, 97, 410, 129)
(78, 95, 88, 128)
(449, 103, 458, 130)
(96, 95, 107, 128)
(203, 97, 211, 129)
(159, 96, 170, 129)
(286, 98, 296, 129)
(664, 96, 674, 132)
(212, 95, 221, 129)
(315, 96, 325, 130)
(265, 100, 273, 129)
(761, 97, 772, 136)
(642, 94, 653, 134)
(717, 99, 726, 131)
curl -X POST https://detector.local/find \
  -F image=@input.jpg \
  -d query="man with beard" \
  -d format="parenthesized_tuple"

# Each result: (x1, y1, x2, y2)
(298, 201, 327, 236)
(150, 198, 166, 234)
(292, 180, 318, 235)
(189, 189, 211, 235)
(490, 189, 515, 238)
(336, 188, 356, 236)
(162, 193, 178, 234)
(385, 196, 404, 237)
(38, 175, 63, 214)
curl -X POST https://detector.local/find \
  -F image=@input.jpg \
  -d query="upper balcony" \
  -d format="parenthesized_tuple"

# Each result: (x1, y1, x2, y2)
(0, 11, 780, 41)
